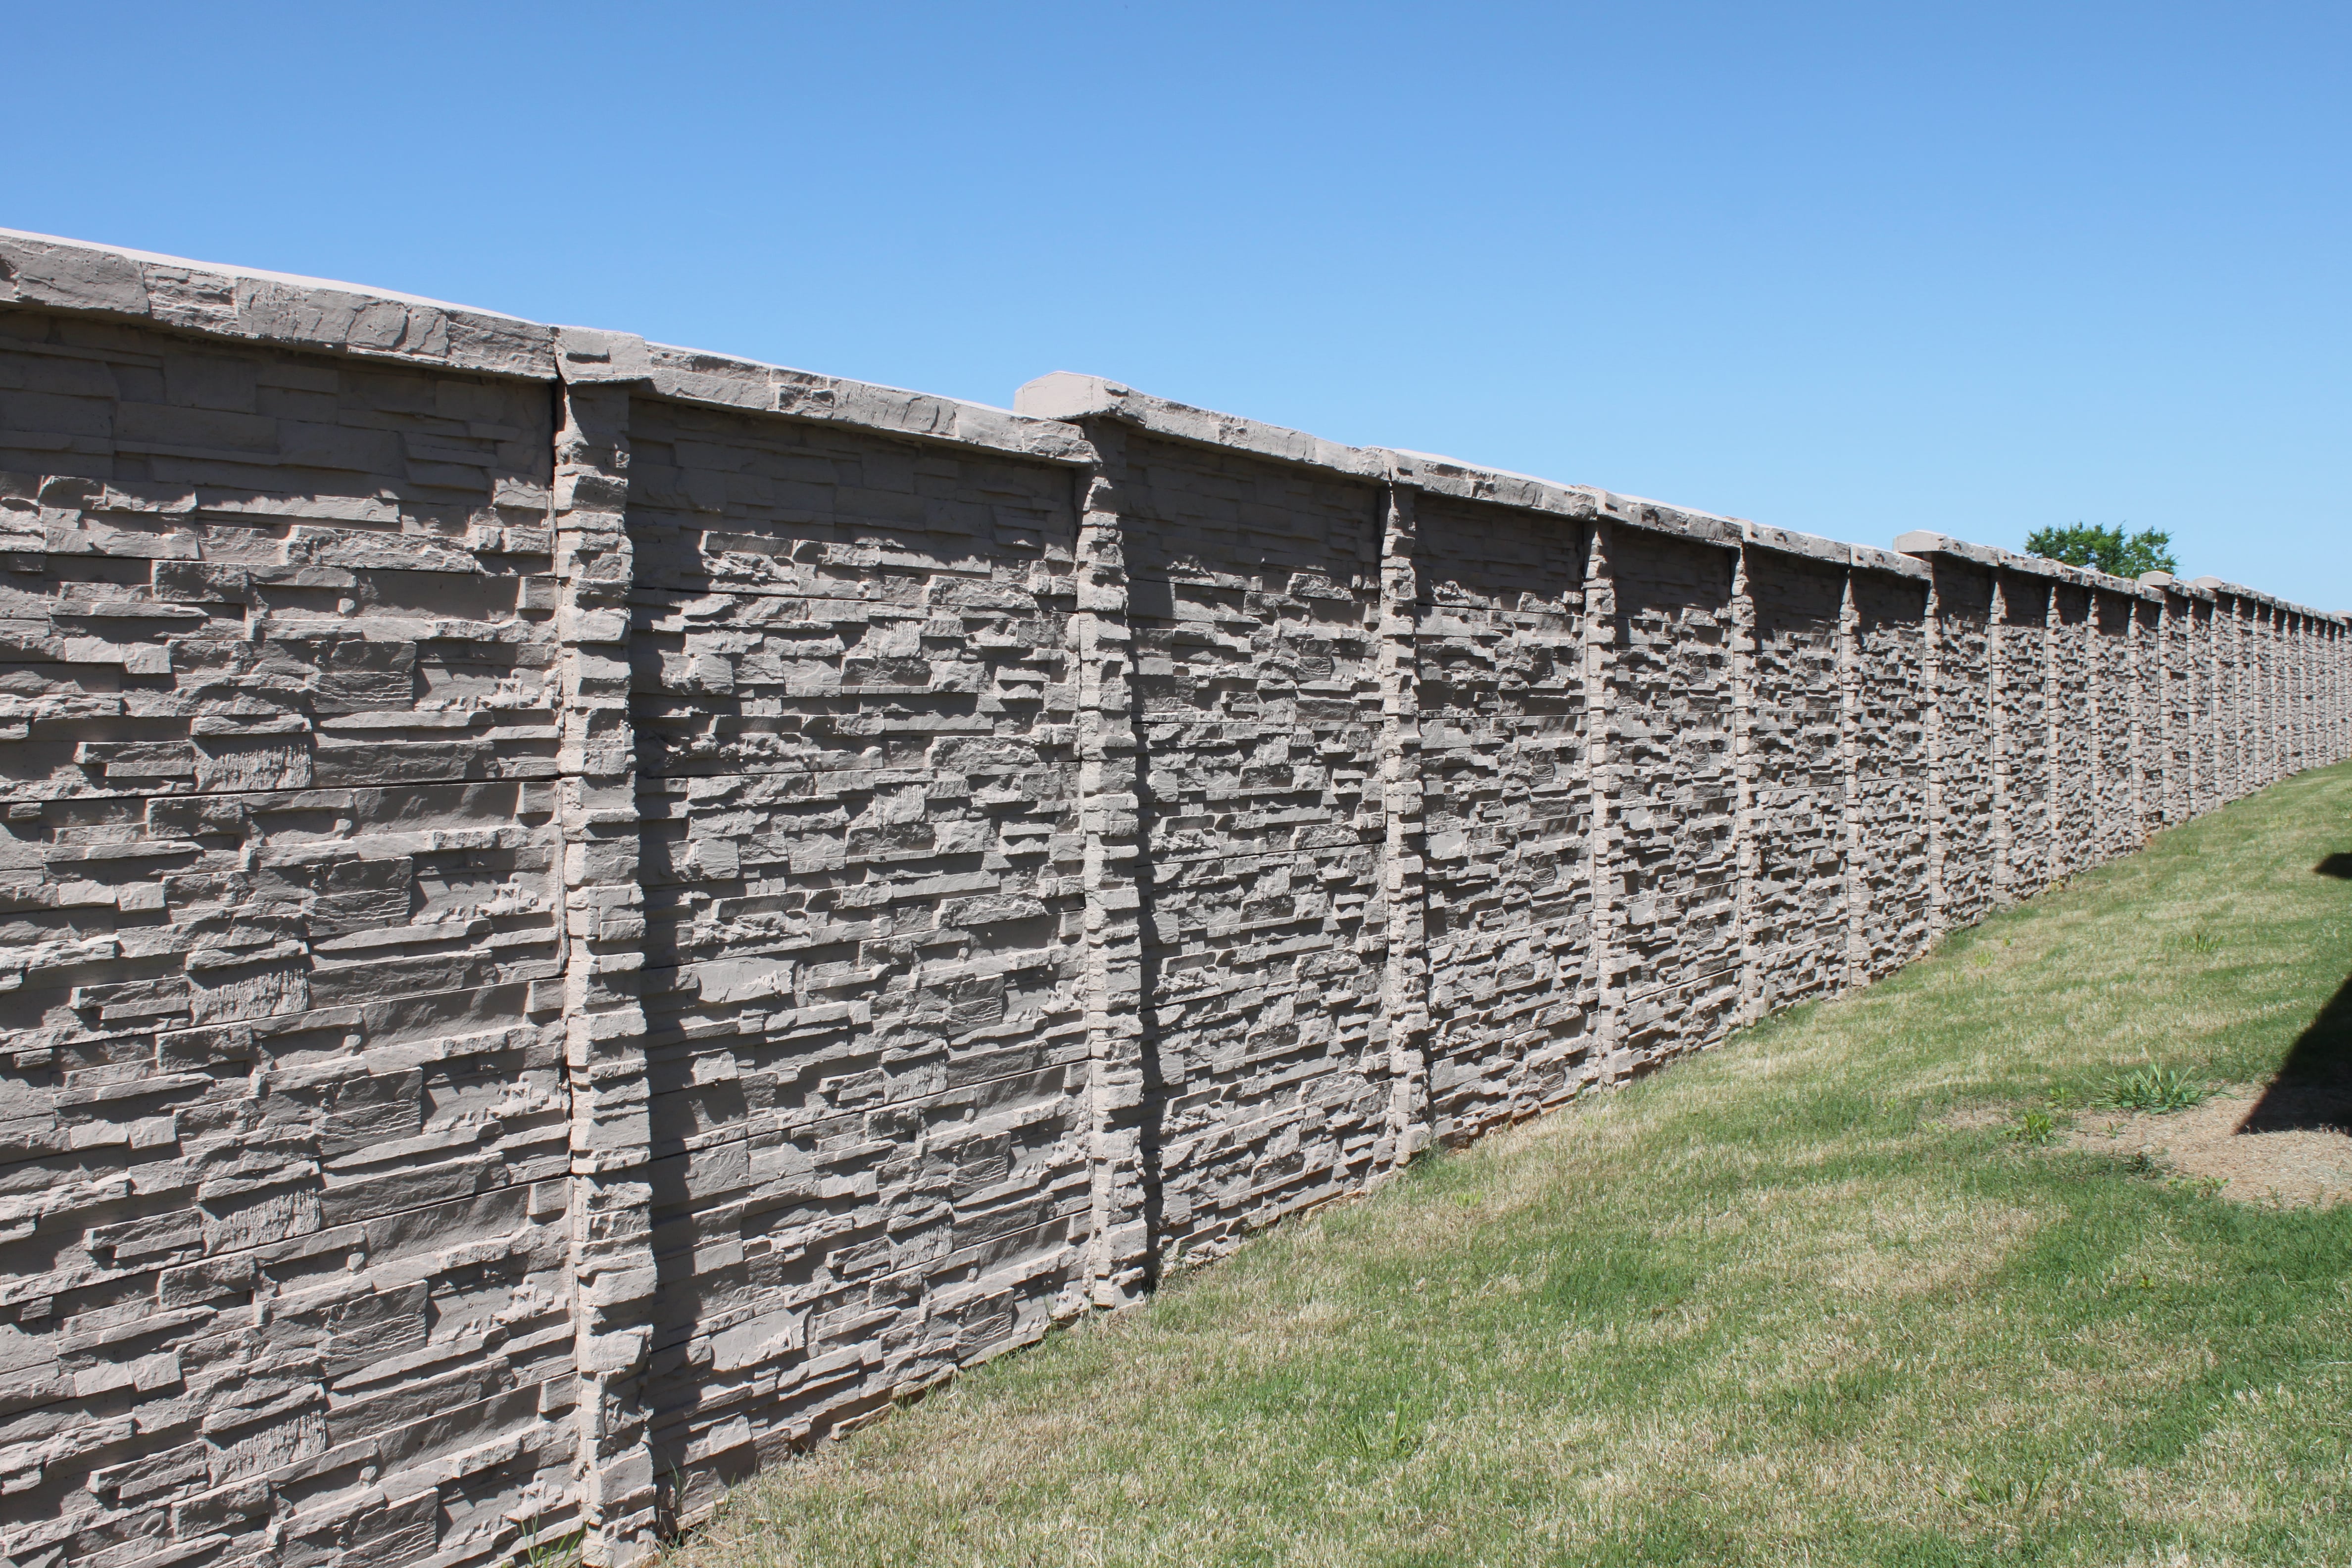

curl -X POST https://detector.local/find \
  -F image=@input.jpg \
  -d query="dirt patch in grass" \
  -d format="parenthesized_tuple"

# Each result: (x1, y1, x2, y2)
(2072, 1090, 2352, 1209)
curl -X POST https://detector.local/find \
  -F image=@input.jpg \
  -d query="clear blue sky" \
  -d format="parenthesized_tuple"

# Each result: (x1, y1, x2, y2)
(7, 2, 2345, 605)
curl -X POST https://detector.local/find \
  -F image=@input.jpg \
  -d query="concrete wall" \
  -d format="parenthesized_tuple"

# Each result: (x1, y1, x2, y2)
(3, 231, 2347, 1568)
(0, 245, 579, 1568)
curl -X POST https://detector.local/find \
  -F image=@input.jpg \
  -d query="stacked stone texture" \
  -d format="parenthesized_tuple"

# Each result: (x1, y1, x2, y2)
(1742, 539, 1855, 1013)
(618, 388, 1097, 1519)
(1848, 561, 1931, 985)
(1114, 430, 1394, 1263)
(1412, 490, 1593, 1143)
(0, 238, 579, 1568)
(2, 233, 2346, 1568)
(1608, 529, 1743, 1065)
(1920, 556, 1997, 933)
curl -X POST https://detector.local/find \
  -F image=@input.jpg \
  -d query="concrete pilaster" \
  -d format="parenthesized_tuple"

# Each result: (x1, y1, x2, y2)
(1838, 567, 1865, 988)
(1374, 472, 1429, 1166)
(1582, 523, 1622, 1070)
(1730, 542, 1764, 1016)
(1070, 430, 1149, 1305)
(549, 355, 659, 1567)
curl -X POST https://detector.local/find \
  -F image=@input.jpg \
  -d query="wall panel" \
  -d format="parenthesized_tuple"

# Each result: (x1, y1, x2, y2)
(1118, 433, 1389, 1264)
(1606, 533, 1738, 1062)
(620, 394, 1091, 1504)
(0, 305, 573, 1568)
(1744, 550, 1848, 1011)
(1414, 495, 1593, 1143)
(1851, 567, 1929, 980)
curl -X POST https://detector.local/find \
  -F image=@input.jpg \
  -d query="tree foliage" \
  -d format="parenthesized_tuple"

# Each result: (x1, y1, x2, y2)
(2022, 523, 2180, 579)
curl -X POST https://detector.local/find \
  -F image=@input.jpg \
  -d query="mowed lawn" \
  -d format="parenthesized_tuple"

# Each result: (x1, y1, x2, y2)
(672, 762, 2352, 1568)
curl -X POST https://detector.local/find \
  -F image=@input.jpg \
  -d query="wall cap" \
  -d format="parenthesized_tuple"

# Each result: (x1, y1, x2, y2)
(0, 226, 558, 379)
(2189, 576, 2345, 624)
(1017, 372, 1748, 549)
(606, 336, 1096, 465)
(0, 229, 1095, 467)
(1399, 449, 1743, 548)
(2, 233, 2333, 615)
(1017, 371, 1388, 478)
(1895, 531, 2167, 603)
(1894, 531, 2341, 622)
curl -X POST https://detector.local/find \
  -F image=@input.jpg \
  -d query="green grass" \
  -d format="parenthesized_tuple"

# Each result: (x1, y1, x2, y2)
(2102, 1065, 2212, 1114)
(674, 763, 2352, 1568)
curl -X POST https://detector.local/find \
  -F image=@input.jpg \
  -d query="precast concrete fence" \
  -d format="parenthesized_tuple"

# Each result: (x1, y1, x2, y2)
(1, 230, 2344, 1568)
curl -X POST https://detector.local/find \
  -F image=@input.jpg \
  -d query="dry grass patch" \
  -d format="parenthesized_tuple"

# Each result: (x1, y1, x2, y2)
(1726, 1176, 2050, 1299)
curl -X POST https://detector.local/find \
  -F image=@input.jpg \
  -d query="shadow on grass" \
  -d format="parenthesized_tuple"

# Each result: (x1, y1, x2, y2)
(2232, 850, 2352, 1133)
(2239, 971, 2352, 1134)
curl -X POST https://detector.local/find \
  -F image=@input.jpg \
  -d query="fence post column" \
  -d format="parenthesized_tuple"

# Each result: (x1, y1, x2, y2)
(1917, 551, 1949, 943)
(1838, 563, 1865, 988)
(550, 338, 659, 1567)
(1987, 573, 2011, 903)
(2044, 577, 2065, 883)
(1375, 464, 1429, 1167)
(1730, 536, 1764, 1019)
(1070, 429, 1151, 1305)
(1583, 522, 1624, 1073)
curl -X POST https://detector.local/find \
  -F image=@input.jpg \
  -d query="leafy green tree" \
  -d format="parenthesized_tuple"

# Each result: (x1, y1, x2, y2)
(2022, 523, 2180, 579)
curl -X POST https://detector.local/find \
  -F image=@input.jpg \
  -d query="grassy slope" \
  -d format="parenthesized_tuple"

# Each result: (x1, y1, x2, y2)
(677, 762, 2352, 1568)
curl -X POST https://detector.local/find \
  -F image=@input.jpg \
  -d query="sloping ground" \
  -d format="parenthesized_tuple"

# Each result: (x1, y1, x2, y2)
(669, 762, 2352, 1568)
